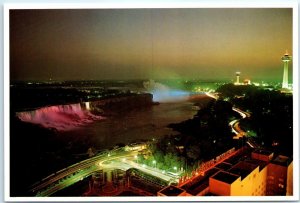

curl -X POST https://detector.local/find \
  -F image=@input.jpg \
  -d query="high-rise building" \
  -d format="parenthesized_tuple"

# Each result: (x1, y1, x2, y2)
(266, 155, 293, 196)
(209, 160, 268, 196)
(158, 148, 293, 196)
(281, 51, 292, 89)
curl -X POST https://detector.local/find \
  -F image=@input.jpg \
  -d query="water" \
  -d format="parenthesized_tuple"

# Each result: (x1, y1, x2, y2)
(59, 101, 198, 151)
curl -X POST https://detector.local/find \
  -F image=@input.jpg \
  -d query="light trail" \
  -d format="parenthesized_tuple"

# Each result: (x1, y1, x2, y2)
(232, 107, 249, 119)
(30, 144, 174, 197)
(204, 92, 219, 100)
(246, 141, 254, 148)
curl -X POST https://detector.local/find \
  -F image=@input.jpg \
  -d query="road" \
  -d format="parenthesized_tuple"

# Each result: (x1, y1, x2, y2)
(99, 159, 177, 183)
(231, 107, 249, 139)
(32, 148, 135, 196)
(31, 146, 177, 197)
(205, 91, 258, 148)
(205, 91, 249, 139)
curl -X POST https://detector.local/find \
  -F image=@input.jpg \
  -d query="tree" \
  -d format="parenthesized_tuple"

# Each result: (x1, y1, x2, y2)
(186, 145, 201, 161)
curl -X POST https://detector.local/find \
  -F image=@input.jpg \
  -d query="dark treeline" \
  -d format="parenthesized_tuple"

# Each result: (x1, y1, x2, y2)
(141, 99, 237, 174)
(10, 80, 147, 111)
(10, 86, 135, 112)
(217, 83, 293, 156)
(168, 99, 236, 162)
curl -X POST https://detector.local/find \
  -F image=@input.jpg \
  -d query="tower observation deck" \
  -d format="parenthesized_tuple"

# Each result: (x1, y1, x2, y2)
(281, 50, 292, 89)
(235, 72, 241, 85)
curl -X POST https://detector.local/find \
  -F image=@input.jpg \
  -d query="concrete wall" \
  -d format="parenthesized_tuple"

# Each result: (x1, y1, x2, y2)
(209, 178, 232, 196)
(287, 161, 293, 196)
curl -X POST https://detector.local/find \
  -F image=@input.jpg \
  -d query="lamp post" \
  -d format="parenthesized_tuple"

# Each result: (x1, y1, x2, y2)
(134, 155, 138, 164)
(152, 160, 156, 168)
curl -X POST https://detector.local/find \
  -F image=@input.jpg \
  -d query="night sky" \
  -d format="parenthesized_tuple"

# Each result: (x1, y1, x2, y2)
(10, 8, 292, 81)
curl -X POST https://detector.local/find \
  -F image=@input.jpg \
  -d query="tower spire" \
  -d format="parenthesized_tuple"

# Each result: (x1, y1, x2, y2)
(281, 51, 292, 89)
(285, 49, 289, 56)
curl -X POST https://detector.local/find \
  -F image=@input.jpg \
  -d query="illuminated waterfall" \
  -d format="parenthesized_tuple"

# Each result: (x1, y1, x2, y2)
(16, 103, 104, 131)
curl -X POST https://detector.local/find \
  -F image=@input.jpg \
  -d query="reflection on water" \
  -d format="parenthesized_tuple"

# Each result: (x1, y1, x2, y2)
(60, 101, 198, 150)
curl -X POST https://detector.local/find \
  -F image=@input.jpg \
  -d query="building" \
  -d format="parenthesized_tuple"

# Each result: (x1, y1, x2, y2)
(281, 50, 292, 89)
(157, 185, 191, 196)
(124, 143, 147, 151)
(267, 155, 293, 196)
(208, 150, 292, 196)
(180, 168, 220, 196)
(158, 148, 293, 196)
(235, 72, 241, 85)
(243, 79, 251, 85)
(251, 149, 274, 162)
(209, 160, 268, 196)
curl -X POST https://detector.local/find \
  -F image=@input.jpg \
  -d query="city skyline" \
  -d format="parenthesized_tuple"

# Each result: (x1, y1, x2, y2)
(10, 8, 292, 81)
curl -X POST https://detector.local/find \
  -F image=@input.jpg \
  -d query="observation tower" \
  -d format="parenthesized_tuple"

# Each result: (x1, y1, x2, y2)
(235, 72, 241, 85)
(281, 50, 292, 89)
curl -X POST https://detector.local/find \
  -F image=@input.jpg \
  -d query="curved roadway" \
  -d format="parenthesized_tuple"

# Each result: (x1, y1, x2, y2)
(205, 92, 259, 148)
(31, 147, 177, 197)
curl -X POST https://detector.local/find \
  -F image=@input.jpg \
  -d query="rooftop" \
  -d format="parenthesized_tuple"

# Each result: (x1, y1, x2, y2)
(228, 161, 258, 179)
(223, 155, 242, 165)
(271, 155, 292, 167)
(252, 149, 273, 156)
(158, 185, 185, 196)
(215, 162, 232, 171)
(182, 168, 220, 196)
(182, 176, 208, 196)
(211, 171, 240, 184)
(244, 159, 268, 171)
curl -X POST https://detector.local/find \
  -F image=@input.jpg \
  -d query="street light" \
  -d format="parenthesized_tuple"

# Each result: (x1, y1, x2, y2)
(134, 155, 138, 164)
(152, 160, 156, 168)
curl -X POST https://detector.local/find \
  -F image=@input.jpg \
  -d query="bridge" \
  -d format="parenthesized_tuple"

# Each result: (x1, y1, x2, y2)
(30, 146, 177, 197)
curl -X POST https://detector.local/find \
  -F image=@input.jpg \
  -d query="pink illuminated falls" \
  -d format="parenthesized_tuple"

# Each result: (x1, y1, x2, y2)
(16, 103, 104, 131)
